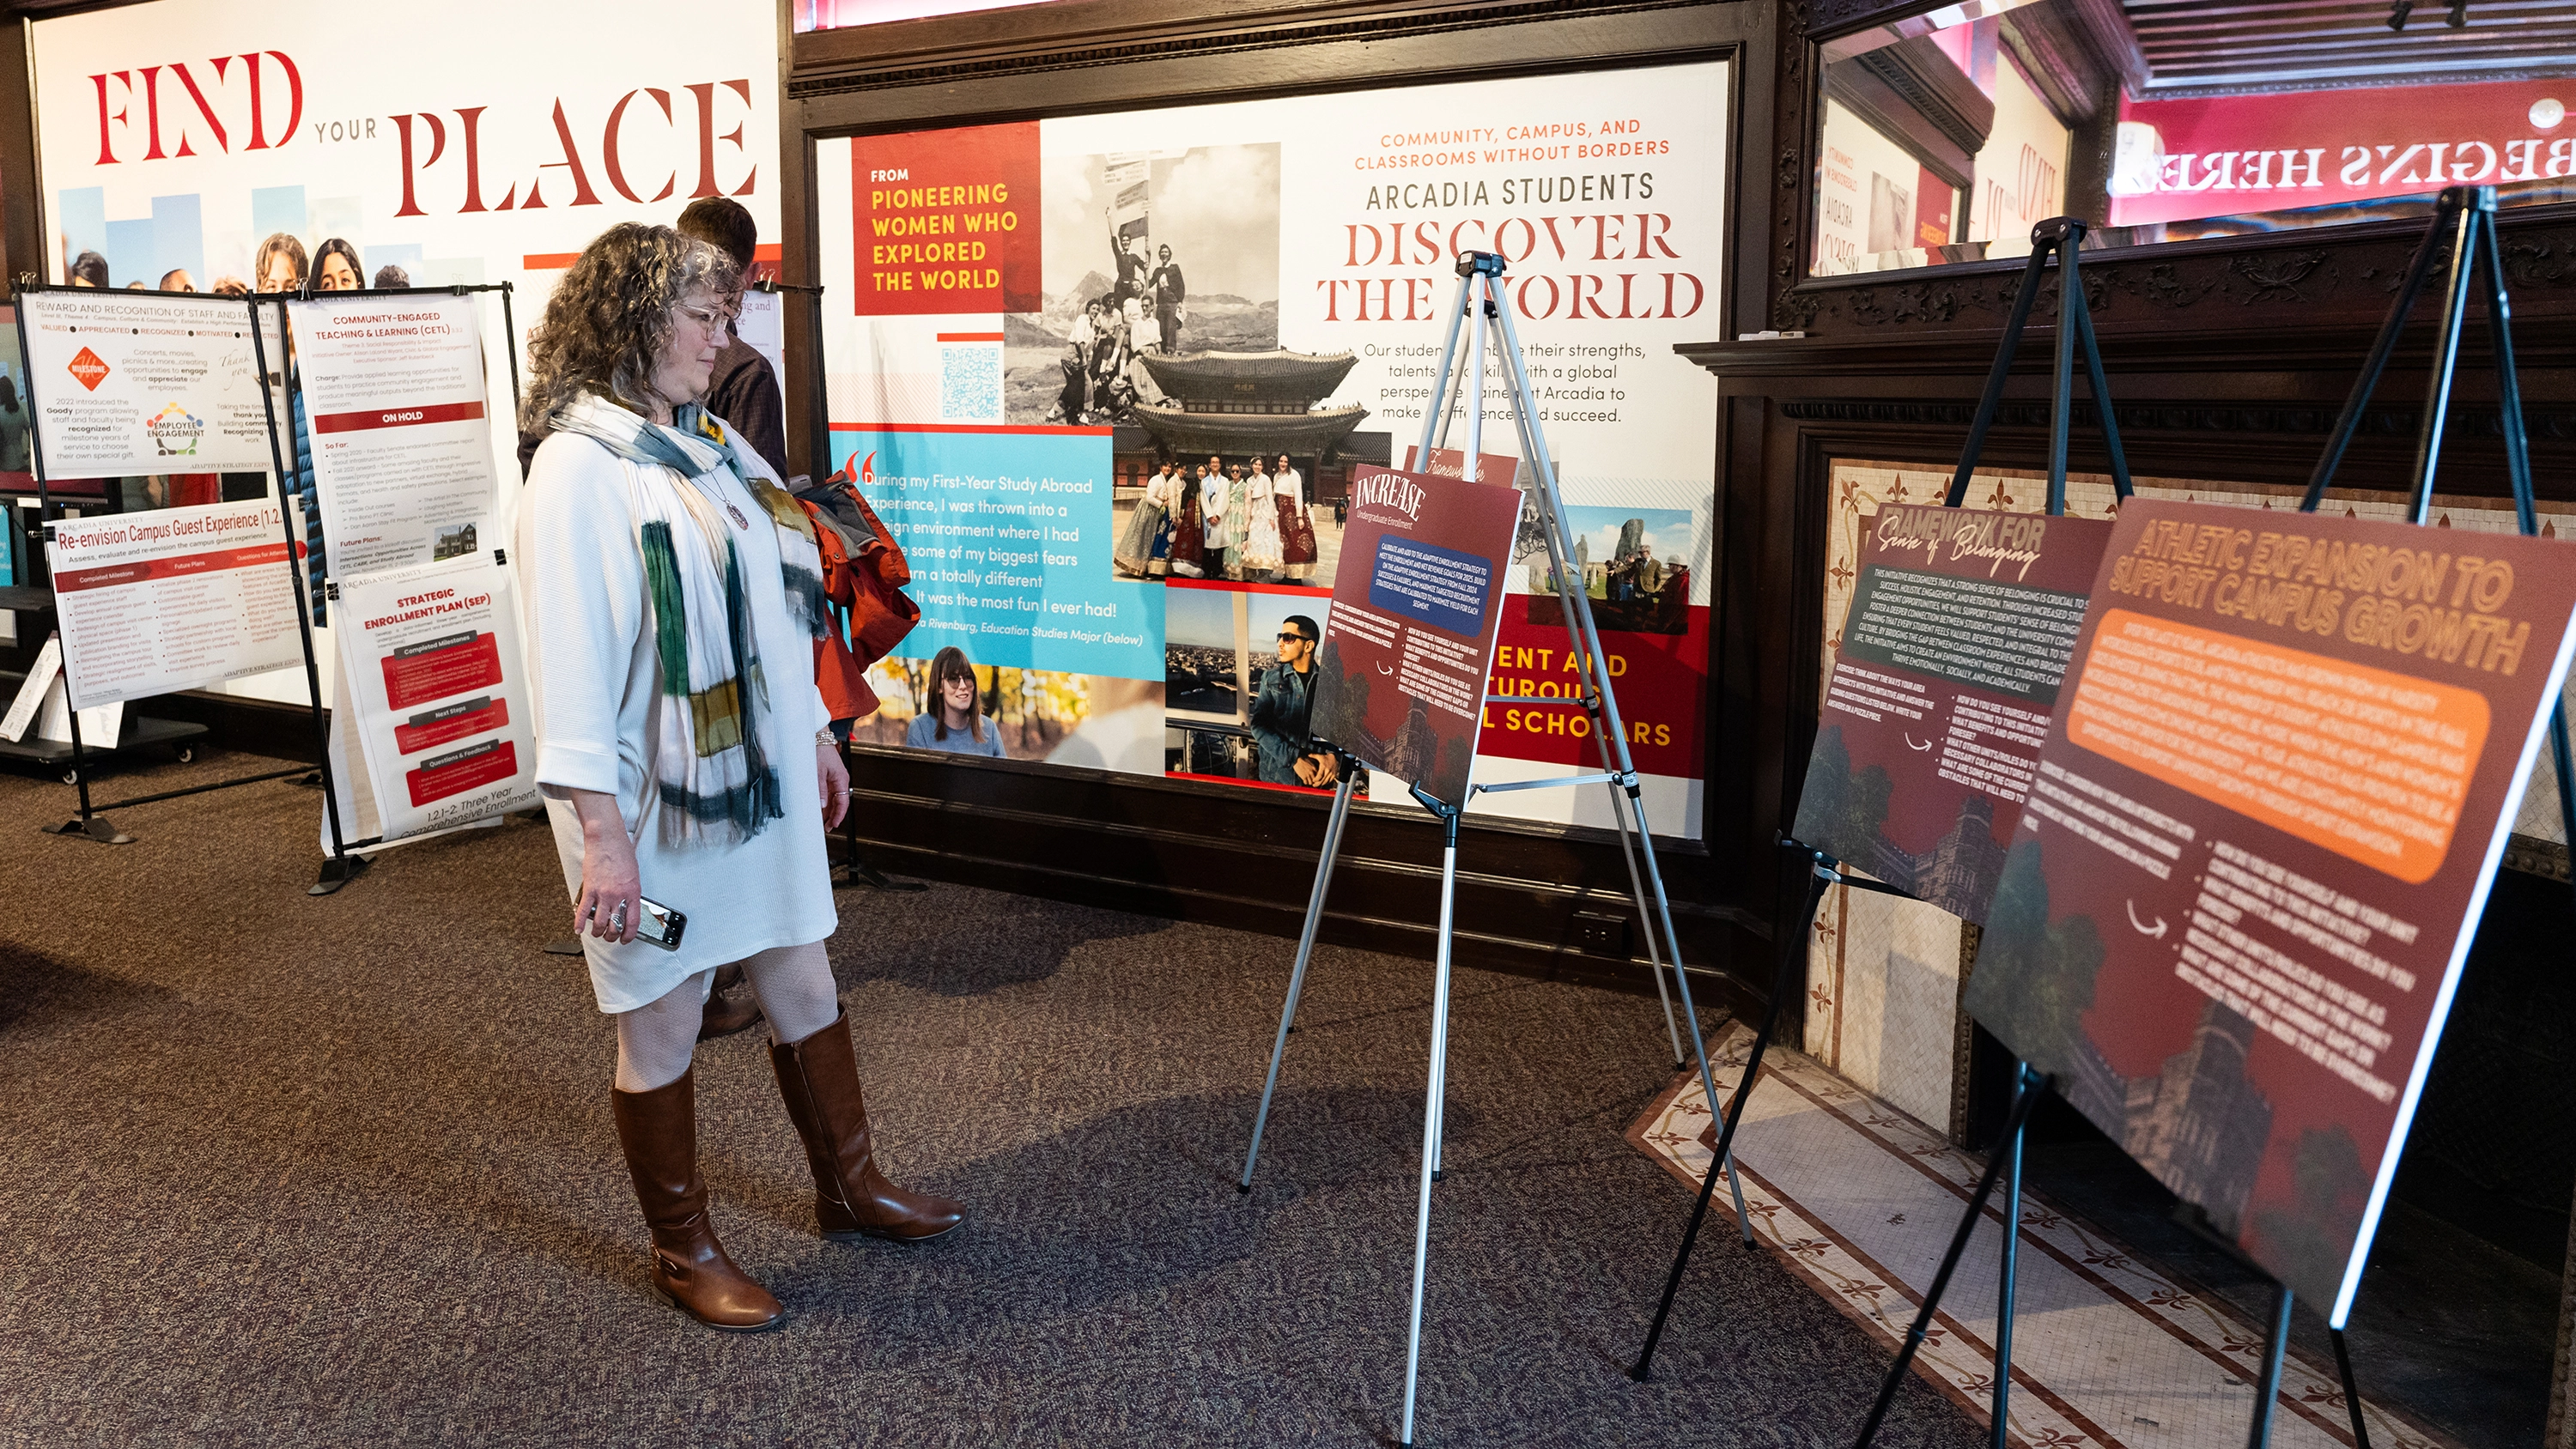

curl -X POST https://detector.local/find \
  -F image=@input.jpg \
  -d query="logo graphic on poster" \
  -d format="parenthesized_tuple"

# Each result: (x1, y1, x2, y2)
(145, 401, 204, 455)
(67, 347, 108, 391)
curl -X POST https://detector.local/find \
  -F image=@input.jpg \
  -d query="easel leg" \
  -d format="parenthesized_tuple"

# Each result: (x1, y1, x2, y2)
(1850, 1065, 2050, 1448)
(1991, 1061, 2032, 1449)
(1606, 779, 1686, 1067)
(2246, 1282, 2293, 1449)
(2331, 1328, 2372, 1449)
(1630, 851, 1832, 1381)
(1241, 769, 1358, 1191)
(1397, 803, 1463, 1448)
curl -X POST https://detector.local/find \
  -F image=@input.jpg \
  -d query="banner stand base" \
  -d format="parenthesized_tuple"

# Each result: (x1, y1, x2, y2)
(42, 815, 131, 845)
(835, 858, 928, 893)
(310, 852, 373, 897)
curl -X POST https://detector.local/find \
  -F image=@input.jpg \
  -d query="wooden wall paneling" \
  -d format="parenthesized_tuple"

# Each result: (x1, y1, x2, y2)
(776, 0, 821, 484)
(793, 3, 1759, 136)
(1, 17, 37, 285)
(839, 744, 1768, 1019)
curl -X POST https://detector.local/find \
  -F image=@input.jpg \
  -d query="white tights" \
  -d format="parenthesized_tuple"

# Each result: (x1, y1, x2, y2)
(612, 941, 841, 1093)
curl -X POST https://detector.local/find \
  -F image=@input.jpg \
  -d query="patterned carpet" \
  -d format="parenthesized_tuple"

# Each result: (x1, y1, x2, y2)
(0, 753, 1985, 1448)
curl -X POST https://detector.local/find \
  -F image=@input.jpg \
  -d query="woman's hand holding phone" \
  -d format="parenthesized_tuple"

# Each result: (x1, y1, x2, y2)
(567, 787, 642, 944)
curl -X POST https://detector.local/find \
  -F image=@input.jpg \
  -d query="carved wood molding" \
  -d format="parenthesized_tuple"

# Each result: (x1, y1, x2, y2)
(1770, 206, 2576, 337)
(1777, 397, 2576, 441)
(1763, 0, 1814, 333)
(791, 0, 1711, 98)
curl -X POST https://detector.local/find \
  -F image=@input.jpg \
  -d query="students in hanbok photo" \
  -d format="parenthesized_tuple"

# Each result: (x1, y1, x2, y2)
(1218, 463, 1250, 580)
(1170, 464, 1209, 579)
(1115, 464, 1175, 579)
(1273, 454, 1317, 585)
(1242, 456, 1284, 579)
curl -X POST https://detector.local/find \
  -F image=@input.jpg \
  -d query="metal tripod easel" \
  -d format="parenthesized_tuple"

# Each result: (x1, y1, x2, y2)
(1843, 189, 2571, 1449)
(1233, 252, 1742, 1447)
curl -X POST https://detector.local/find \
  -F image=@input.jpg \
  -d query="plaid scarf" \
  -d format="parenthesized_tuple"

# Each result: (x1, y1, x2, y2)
(551, 391, 828, 846)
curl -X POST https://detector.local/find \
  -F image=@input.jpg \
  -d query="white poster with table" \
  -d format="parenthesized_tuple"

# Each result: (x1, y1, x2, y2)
(43, 499, 308, 706)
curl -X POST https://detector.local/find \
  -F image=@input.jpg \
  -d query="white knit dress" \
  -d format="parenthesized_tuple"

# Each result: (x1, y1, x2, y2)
(515, 429, 838, 1014)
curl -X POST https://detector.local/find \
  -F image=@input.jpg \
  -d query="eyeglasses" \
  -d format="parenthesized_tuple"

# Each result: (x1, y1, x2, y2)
(673, 300, 741, 330)
(1277, 633, 1312, 643)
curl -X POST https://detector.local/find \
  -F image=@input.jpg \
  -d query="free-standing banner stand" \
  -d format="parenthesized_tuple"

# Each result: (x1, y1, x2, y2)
(1617, 217, 2141, 1440)
(1230, 252, 1729, 1449)
(252, 282, 520, 895)
(12, 282, 310, 846)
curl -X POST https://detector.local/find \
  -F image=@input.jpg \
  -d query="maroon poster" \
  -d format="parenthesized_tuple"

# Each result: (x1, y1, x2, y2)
(1793, 505, 2114, 923)
(1966, 500, 2576, 1321)
(1309, 464, 1522, 808)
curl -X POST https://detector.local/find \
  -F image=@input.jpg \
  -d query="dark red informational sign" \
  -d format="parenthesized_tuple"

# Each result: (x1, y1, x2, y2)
(848, 121, 1042, 317)
(1309, 464, 1523, 809)
(1792, 504, 2114, 923)
(407, 738, 519, 808)
(1966, 500, 2576, 1321)
(380, 631, 503, 712)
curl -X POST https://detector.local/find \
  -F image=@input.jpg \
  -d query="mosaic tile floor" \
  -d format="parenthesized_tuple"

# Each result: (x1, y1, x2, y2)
(1626, 1025, 2458, 1449)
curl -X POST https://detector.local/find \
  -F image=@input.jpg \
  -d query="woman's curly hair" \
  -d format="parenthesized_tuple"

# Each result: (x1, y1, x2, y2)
(520, 222, 738, 434)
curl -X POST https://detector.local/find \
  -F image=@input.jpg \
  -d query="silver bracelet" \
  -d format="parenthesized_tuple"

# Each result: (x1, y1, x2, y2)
(816, 729, 836, 746)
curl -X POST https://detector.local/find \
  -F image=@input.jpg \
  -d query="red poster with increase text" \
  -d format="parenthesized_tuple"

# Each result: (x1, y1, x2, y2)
(1309, 465, 1523, 808)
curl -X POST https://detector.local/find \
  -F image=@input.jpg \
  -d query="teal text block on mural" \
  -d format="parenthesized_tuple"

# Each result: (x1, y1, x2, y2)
(829, 427, 1161, 681)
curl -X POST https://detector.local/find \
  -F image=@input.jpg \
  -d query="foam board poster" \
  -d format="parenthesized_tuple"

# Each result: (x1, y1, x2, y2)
(1967, 499, 2576, 1321)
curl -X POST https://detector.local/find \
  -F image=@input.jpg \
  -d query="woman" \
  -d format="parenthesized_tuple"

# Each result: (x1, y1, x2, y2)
(311, 239, 365, 292)
(1168, 464, 1207, 579)
(1274, 453, 1317, 585)
(1112, 464, 1170, 579)
(252, 233, 306, 294)
(903, 646, 1007, 758)
(519, 222, 963, 1333)
(1220, 462, 1249, 580)
(1241, 455, 1283, 579)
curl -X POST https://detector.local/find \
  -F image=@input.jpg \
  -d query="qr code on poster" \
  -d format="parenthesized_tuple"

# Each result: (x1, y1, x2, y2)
(939, 343, 1003, 424)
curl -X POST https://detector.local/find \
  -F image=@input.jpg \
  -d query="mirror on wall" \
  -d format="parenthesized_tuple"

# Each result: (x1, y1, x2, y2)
(1809, 0, 2576, 277)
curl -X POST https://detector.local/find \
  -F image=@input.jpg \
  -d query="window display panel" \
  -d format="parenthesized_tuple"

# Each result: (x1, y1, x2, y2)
(815, 61, 1729, 837)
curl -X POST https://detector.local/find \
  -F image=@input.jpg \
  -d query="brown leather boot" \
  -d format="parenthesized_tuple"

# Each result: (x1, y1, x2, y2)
(611, 1070, 787, 1331)
(770, 1010, 966, 1242)
(699, 962, 763, 1041)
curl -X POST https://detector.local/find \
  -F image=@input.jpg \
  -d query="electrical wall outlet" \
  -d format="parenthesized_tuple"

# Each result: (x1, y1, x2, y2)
(1571, 910, 1630, 958)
